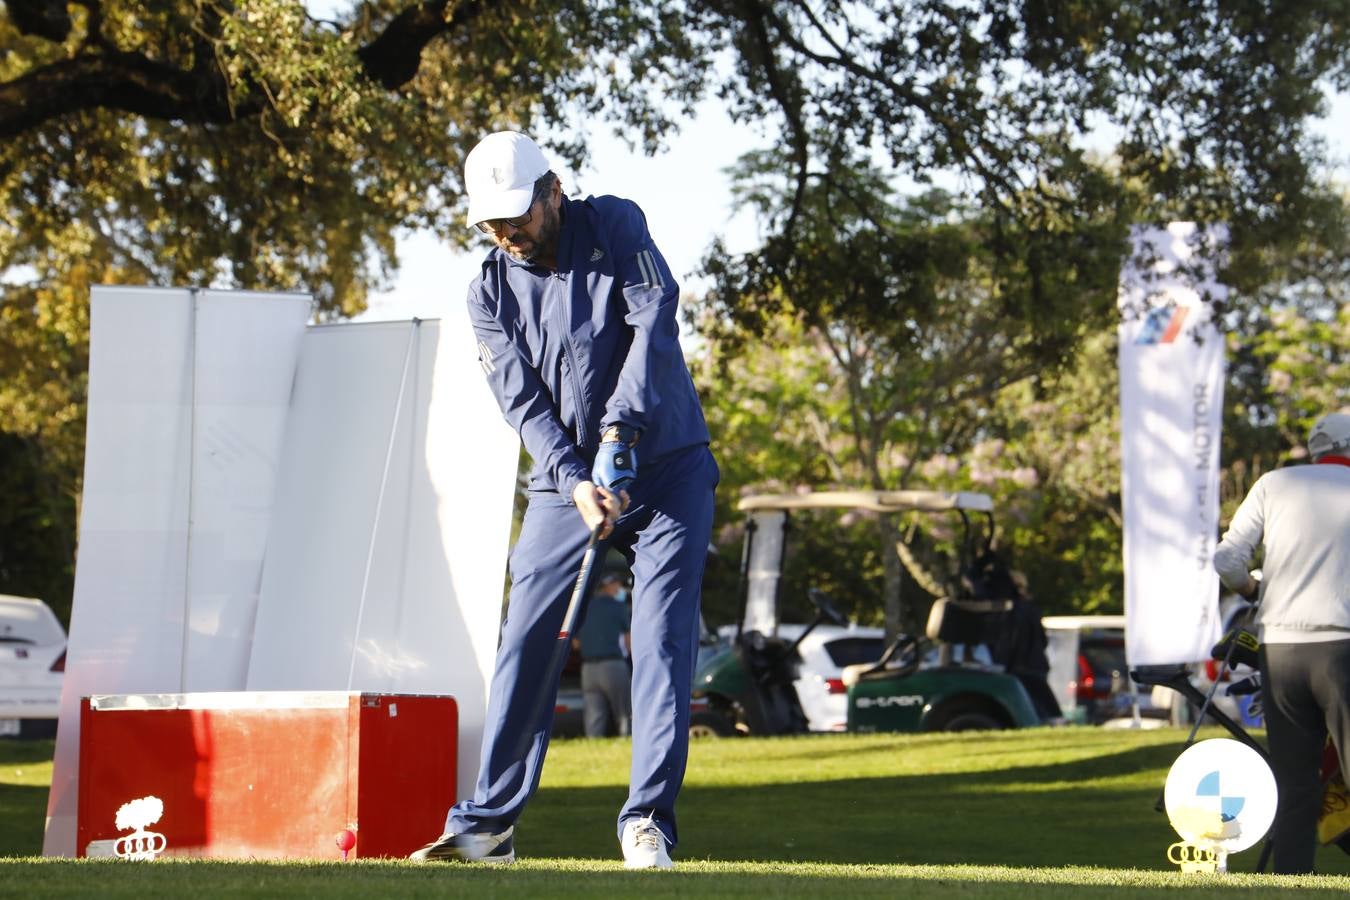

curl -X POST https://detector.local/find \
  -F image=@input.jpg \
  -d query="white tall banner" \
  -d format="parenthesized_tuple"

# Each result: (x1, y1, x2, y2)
(1118, 224, 1226, 666)
(44, 287, 310, 856)
(247, 317, 517, 803)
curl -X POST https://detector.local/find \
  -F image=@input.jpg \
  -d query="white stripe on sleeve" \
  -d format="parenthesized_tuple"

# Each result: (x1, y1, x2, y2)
(637, 249, 665, 289)
(477, 340, 497, 374)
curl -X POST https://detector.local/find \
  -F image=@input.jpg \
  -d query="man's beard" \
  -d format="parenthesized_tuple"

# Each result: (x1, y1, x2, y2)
(504, 203, 561, 264)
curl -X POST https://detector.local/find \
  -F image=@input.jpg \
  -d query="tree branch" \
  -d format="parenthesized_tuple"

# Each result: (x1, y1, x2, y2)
(741, 0, 1024, 206)
(0, 0, 485, 139)
(7, 0, 73, 43)
(0, 51, 244, 139)
(356, 0, 454, 90)
(732, 0, 810, 248)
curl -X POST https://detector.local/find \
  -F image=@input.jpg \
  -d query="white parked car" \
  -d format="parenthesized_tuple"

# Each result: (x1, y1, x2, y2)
(717, 623, 886, 732)
(787, 624, 888, 732)
(0, 595, 66, 737)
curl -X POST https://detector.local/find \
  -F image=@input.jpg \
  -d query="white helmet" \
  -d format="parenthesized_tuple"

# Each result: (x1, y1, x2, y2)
(1308, 412, 1350, 459)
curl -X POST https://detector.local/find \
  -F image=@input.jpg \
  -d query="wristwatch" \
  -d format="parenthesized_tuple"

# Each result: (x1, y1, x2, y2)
(600, 424, 640, 446)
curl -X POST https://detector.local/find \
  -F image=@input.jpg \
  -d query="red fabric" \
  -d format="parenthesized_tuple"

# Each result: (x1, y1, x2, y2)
(1323, 737, 1342, 782)
(1318, 455, 1350, 468)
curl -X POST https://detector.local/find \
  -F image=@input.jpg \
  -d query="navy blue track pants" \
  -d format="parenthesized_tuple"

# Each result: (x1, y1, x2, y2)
(446, 444, 717, 848)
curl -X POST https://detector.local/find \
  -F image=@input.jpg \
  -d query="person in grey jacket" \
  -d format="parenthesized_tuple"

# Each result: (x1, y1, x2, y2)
(1213, 412, 1350, 873)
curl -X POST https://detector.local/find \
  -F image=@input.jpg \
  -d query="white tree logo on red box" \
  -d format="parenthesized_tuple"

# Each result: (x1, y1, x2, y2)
(114, 796, 167, 861)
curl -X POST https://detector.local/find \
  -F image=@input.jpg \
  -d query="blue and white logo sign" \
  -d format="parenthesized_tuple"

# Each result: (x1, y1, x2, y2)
(1164, 739, 1277, 853)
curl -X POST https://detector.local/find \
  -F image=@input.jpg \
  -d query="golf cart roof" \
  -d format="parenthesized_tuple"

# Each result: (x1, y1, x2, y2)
(737, 490, 994, 514)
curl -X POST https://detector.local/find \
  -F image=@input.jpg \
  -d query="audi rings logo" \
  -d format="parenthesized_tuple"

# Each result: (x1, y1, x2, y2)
(113, 796, 168, 861)
(1167, 842, 1218, 864)
(114, 830, 167, 861)
(1167, 841, 1220, 874)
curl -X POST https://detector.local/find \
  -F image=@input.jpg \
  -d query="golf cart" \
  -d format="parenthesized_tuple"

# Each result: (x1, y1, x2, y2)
(690, 490, 1045, 737)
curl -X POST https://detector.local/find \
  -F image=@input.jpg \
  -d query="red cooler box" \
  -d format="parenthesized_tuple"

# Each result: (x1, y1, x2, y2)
(76, 691, 457, 860)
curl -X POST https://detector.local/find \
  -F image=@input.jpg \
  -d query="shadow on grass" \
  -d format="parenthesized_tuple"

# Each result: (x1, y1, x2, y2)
(0, 859, 1348, 899)
(0, 739, 52, 859)
(0, 784, 47, 857)
(525, 741, 1350, 877)
(0, 739, 55, 765)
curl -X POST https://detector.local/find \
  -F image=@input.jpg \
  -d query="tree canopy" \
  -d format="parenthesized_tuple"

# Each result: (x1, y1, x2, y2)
(693, 158, 1130, 634)
(5, 2, 1346, 307)
(1, 0, 708, 313)
(1, 0, 705, 616)
(3, 1, 1347, 620)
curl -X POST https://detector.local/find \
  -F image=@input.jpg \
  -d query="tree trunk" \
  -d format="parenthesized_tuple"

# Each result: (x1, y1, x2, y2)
(878, 514, 904, 642)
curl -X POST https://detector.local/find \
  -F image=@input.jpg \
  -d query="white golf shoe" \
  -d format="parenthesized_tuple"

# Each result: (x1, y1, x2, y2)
(620, 816, 673, 869)
(408, 826, 515, 863)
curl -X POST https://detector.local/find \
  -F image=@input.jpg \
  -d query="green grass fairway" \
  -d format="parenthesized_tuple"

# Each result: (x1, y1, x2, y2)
(4, 726, 1350, 897)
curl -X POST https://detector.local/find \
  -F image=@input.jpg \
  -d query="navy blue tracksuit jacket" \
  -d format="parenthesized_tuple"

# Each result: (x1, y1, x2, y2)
(466, 193, 710, 495)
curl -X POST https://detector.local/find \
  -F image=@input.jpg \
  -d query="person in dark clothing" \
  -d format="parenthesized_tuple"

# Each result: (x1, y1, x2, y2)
(965, 550, 1062, 721)
(574, 570, 632, 737)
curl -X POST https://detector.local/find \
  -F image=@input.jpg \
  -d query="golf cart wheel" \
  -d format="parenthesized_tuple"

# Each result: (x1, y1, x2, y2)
(689, 710, 738, 738)
(930, 700, 1007, 733)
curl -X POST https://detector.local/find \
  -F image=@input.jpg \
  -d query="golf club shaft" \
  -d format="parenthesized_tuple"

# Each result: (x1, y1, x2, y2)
(1183, 625, 1242, 746)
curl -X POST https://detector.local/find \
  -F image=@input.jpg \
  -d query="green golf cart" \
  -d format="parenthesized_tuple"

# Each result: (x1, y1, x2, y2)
(690, 489, 1045, 736)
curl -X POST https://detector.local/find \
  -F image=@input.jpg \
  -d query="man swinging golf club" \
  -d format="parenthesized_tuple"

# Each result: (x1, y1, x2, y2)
(1213, 412, 1350, 873)
(410, 131, 718, 869)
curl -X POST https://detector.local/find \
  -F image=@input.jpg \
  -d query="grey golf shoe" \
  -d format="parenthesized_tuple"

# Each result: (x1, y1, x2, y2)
(409, 827, 515, 864)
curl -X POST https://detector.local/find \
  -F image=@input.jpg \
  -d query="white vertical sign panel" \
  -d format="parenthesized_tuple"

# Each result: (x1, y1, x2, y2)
(44, 287, 309, 857)
(248, 322, 411, 689)
(743, 510, 786, 637)
(248, 315, 517, 804)
(1118, 224, 1227, 666)
(182, 291, 311, 689)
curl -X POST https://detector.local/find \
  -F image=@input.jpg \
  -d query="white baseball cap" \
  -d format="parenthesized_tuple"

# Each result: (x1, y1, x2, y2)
(464, 131, 551, 229)
(1308, 412, 1350, 459)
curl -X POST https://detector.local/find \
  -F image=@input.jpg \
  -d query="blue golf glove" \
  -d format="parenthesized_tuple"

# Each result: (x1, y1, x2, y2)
(592, 425, 639, 492)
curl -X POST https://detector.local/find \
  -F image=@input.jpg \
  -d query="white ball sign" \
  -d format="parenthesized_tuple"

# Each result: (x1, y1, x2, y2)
(1164, 738, 1277, 854)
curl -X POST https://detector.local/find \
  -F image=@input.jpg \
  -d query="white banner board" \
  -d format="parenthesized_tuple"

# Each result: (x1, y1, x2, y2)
(47, 291, 518, 857)
(246, 317, 517, 806)
(1118, 224, 1226, 666)
(44, 287, 310, 856)
(183, 292, 314, 689)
